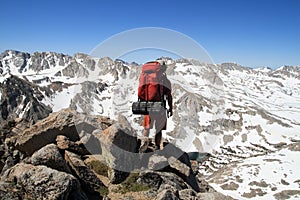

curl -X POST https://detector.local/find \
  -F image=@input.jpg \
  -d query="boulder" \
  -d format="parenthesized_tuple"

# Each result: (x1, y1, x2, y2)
(56, 135, 91, 155)
(28, 143, 71, 173)
(0, 181, 23, 200)
(96, 115, 138, 183)
(137, 171, 164, 189)
(64, 150, 107, 196)
(148, 154, 168, 171)
(196, 192, 236, 200)
(139, 171, 188, 192)
(179, 189, 197, 200)
(13, 109, 81, 156)
(1, 163, 87, 200)
(1, 149, 23, 175)
(168, 156, 190, 177)
(156, 189, 180, 200)
(13, 109, 112, 156)
(158, 143, 201, 192)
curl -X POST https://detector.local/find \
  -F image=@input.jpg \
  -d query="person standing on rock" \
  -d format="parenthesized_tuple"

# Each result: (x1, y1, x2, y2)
(133, 60, 173, 152)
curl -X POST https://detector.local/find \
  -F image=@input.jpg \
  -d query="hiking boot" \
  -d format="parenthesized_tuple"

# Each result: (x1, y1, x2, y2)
(155, 145, 160, 151)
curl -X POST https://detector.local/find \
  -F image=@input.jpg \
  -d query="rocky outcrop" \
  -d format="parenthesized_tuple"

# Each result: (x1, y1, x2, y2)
(62, 60, 89, 78)
(0, 108, 235, 199)
(96, 115, 138, 183)
(56, 135, 91, 155)
(64, 151, 106, 198)
(1, 163, 87, 200)
(69, 81, 108, 114)
(27, 143, 71, 173)
(12, 109, 112, 156)
(0, 75, 52, 126)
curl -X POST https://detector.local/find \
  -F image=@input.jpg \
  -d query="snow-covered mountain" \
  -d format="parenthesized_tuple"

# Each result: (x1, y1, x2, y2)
(1, 50, 300, 199)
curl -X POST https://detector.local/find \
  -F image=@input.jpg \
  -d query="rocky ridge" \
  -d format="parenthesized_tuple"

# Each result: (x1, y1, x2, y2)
(0, 109, 233, 200)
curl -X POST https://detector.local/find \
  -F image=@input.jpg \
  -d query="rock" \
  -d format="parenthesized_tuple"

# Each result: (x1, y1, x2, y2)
(148, 154, 168, 171)
(159, 143, 200, 192)
(197, 177, 216, 193)
(0, 181, 23, 200)
(159, 172, 188, 191)
(156, 189, 180, 200)
(137, 171, 164, 189)
(1, 149, 23, 175)
(56, 135, 91, 155)
(127, 170, 202, 199)
(0, 75, 52, 125)
(168, 156, 190, 177)
(62, 60, 89, 78)
(97, 115, 138, 183)
(274, 190, 300, 200)
(12, 109, 109, 156)
(288, 142, 300, 151)
(1, 163, 87, 200)
(196, 192, 236, 200)
(56, 135, 70, 149)
(179, 189, 197, 200)
(141, 171, 188, 193)
(13, 109, 80, 156)
(64, 150, 107, 196)
(220, 181, 240, 190)
(28, 143, 71, 173)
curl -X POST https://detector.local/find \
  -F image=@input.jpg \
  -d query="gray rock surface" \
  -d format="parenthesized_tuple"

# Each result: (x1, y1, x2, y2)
(97, 115, 138, 183)
(28, 143, 71, 173)
(64, 150, 106, 195)
(56, 135, 90, 155)
(1, 163, 87, 200)
(13, 109, 81, 156)
(0, 75, 51, 126)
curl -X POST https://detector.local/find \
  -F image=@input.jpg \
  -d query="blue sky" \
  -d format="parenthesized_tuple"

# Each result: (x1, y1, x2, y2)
(0, 0, 299, 68)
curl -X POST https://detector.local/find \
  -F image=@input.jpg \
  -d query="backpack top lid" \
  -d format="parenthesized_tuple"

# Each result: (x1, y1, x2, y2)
(143, 60, 166, 73)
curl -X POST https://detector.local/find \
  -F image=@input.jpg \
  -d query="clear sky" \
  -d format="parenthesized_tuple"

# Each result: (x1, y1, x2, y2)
(0, 0, 299, 68)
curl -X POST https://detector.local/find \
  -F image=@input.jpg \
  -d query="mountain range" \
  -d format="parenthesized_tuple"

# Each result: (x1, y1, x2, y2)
(0, 50, 300, 199)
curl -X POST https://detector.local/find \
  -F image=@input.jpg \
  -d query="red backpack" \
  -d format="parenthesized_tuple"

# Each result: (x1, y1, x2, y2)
(138, 61, 165, 102)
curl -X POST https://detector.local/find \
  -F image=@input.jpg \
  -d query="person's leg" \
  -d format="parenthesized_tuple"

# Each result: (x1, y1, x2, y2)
(140, 128, 150, 153)
(154, 111, 167, 150)
(143, 128, 150, 137)
(140, 115, 151, 153)
(155, 131, 162, 150)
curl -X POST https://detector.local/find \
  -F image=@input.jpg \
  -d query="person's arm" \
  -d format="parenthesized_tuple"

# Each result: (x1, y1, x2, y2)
(165, 78, 173, 117)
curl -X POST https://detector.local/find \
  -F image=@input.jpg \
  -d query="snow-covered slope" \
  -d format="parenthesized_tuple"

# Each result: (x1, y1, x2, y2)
(1, 50, 300, 199)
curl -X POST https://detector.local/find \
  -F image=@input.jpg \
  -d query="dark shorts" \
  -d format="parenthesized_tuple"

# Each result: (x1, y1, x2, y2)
(143, 112, 167, 131)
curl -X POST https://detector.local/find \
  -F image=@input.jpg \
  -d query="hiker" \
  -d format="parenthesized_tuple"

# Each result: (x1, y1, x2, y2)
(138, 60, 173, 151)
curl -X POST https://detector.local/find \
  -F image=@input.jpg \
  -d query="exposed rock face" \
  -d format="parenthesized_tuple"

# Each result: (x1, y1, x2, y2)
(64, 150, 106, 197)
(97, 115, 138, 183)
(0, 75, 52, 126)
(0, 108, 235, 199)
(62, 60, 89, 78)
(70, 81, 108, 114)
(56, 135, 91, 155)
(0, 180, 26, 200)
(1, 163, 86, 200)
(12, 109, 111, 156)
(12, 109, 81, 156)
(28, 143, 71, 173)
(196, 192, 235, 200)
(156, 189, 180, 200)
